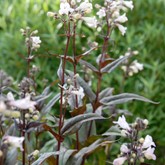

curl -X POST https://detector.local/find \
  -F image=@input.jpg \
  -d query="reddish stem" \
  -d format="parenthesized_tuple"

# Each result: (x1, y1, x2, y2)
(56, 21, 71, 164)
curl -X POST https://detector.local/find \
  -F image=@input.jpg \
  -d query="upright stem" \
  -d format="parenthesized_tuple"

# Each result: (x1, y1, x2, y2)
(88, 15, 111, 137)
(57, 21, 71, 164)
(72, 23, 80, 150)
(22, 38, 32, 165)
(22, 111, 26, 165)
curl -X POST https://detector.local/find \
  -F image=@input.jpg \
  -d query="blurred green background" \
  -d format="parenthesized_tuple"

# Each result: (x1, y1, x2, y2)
(0, 0, 165, 164)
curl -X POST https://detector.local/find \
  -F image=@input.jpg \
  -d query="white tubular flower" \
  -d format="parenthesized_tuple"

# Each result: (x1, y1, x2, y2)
(113, 115, 131, 131)
(132, 60, 143, 71)
(8, 93, 36, 110)
(113, 156, 127, 165)
(142, 135, 156, 149)
(115, 13, 128, 23)
(76, 1, 93, 13)
(120, 144, 130, 153)
(123, 1, 134, 10)
(96, 8, 106, 18)
(143, 147, 156, 160)
(116, 24, 127, 35)
(59, 2, 74, 15)
(82, 17, 97, 28)
(71, 86, 85, 99)
(31, 36, 41, 50)
(3, 136, 24, 151)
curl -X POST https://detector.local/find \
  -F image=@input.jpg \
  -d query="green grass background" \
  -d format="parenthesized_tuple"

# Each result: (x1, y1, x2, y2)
(0, 0, 165, 164)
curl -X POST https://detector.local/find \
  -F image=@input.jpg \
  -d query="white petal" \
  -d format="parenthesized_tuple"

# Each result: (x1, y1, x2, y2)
(113, 157, 127, 165)
(82, 17, 97, 28)
(143, 147, 156, 160)
(113, 115, 131, 130)
(120, 144, 129, 153)
(9, 95, 36, 110)
(142, 135, 156, 149)
(116, 24, 127, 35)
(4, 136, 25, 151)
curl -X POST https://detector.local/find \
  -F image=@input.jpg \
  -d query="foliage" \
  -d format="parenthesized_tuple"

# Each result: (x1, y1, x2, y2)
(0, 0, 164, 164)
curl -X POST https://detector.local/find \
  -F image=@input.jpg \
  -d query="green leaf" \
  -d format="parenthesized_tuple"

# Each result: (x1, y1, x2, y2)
(100, 93, 158, 105)
(61, 113, 104, 136)
(59, 149, 76, 165)
(70, 139, 112, 165)
(4, 148, 17, 165)
(41, 93, 60, 115)
(79, 59, 99, 73)
(32, 152, 60, 165)
(101, 55, 131, 73)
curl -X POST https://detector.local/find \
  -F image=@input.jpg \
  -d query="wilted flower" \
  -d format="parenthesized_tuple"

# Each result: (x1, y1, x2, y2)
(3, 136, 24, 151)
(113, 115, 131, 131)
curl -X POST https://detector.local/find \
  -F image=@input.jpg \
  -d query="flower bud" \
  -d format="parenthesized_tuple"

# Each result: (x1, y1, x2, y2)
(33, 115, 39, 121)
(67, 78, 72, 84)
(139, 138, 144, 143)
(0, 150, 3, 157)
(11, 111, 21, 118)
(139, 157, 144, 163)
(121, 130, 127, 137)
(130, 158, 134, 163)
(20, 28, 25, 33)
(32, 150, 39, 157)
(132, 153, 136, 158)
(29, 108, 34, 113)
(47, 12, 55, 17)
(31, 30, 38, 35)
(143, 119, 149, 126)
(25, 113, 30, 119)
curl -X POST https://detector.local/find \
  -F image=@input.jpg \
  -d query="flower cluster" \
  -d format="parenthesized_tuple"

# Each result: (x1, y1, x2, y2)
(96, 0, 134, 35)
(47, 0, 97, 28)
(120, 49, 143, 76)
(20, 27, 41, 51)
(59, 75, 85, 110)
(113, 115, 156, 165)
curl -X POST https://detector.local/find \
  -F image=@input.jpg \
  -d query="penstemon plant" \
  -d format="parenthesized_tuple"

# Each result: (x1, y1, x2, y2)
(0, 0, 158, 165)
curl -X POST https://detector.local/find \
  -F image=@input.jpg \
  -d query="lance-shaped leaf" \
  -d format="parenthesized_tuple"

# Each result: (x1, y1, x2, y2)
(57, 59, 63, 82)
(59, 149, 77, 165)
(101, 55, 131, 73)
(100, 93, 158, 106)
(41, 93, 60, 115)
(71, 139, 112, 165)
(76, 47, 97, 62)
(102, 126, 122, 137)
(32, 152, 60, 165)
(66, 70, 96, 102)
(79, 59, 99, 73)
(99, 87, 114, 99)
(61, 113, 104, 136)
